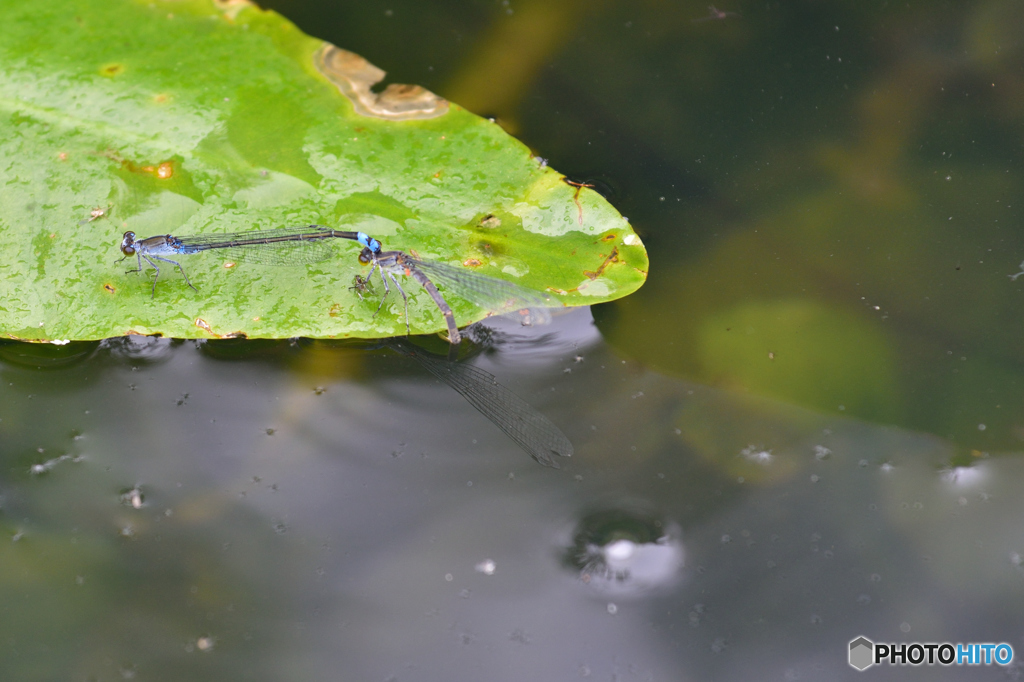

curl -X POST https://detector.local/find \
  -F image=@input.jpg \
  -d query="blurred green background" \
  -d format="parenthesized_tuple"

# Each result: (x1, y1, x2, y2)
(4, 1, 1024, 680)
(259, 0, 1024, 455)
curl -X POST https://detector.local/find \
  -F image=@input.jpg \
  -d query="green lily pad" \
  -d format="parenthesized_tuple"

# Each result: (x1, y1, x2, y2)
(0, 0, 646, 341)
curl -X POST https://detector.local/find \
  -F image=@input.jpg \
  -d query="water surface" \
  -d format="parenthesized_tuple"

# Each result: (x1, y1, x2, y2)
(5, 0, 1024, 679)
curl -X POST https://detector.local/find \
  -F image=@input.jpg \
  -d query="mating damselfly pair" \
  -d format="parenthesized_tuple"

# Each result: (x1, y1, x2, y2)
(117, 225, 558, 345)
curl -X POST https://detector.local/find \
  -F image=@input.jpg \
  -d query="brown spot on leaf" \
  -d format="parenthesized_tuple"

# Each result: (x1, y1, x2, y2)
(601, 234, 617, 242)
(102, 151, 177, 180)
(462, 258, 482, 267)
(582, 246, 620, 281)
(478, 214, 501, 228)
(101, 63, 124, 77)
(315, 44, 448, 120)
(103, 283, 116, 294)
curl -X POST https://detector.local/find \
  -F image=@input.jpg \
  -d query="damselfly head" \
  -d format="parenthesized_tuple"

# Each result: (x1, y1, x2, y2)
(120, 231, 137, 256)
(358, 246, 375, 264)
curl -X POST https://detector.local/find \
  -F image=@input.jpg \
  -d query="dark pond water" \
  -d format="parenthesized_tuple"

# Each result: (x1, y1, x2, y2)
(5, 0, 1024, 679)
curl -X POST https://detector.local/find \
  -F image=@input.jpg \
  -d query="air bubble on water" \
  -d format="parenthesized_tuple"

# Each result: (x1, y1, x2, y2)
(741, 445, 773, 464)
(120, 486, 144, 509)
(942, 465, 986, 487)
(567, 508, 683, 595)
(605, 539, 635, 562)
(29, 453, 72, 475)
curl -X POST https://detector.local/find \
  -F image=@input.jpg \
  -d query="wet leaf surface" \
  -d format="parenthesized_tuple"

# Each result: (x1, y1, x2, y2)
(0, 0, 646, 341)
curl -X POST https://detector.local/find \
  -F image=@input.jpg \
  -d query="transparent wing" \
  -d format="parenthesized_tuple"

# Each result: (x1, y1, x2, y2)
(197, 240, 336, 266)
(388, 338, 573, 467)
(173, 225, 339, 247)
(402, 257, 557, 326)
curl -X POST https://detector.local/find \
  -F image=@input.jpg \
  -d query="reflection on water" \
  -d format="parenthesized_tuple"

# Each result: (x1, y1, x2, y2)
(5, 0, 1024, 679)
(387, 336, 575, 467)
(0, 339, 99, 369)
(100, 335, 183, 364)
(4, 308, 1023, 679)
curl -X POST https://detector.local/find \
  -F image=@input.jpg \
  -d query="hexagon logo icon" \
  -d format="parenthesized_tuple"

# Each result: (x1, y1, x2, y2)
(849, 636, 874, 671)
